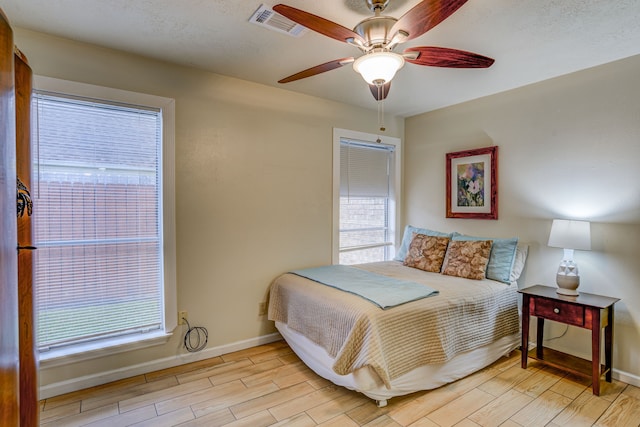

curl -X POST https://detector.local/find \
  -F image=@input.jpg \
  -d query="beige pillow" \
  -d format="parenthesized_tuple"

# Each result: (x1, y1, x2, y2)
(442, 240, 493, 280)
(404, 233, 450, 273)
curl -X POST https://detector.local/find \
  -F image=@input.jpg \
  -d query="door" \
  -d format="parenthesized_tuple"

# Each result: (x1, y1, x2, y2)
(0, 7, 20, 426)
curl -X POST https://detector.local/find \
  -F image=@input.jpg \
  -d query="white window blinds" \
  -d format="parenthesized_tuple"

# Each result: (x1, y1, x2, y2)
(32, 92, 164, 351)
(339, 139, 394, 264)
(340, 140, 393, 198)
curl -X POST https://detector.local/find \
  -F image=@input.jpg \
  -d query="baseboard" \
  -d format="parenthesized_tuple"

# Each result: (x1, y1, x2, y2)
(613, 368, 640, 388)
(39, 332, 282, 399)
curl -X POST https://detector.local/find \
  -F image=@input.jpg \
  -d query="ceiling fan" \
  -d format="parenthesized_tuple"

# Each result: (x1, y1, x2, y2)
(274, 0, 494, 101)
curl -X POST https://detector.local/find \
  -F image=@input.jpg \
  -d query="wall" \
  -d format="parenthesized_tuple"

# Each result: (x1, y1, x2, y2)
(13, 28, 404, 395)
(404, 54, 640, 384)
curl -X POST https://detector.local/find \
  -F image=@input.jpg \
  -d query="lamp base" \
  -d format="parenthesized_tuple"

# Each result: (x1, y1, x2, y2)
(556, 273, 580, 296)
(556, 287, 579, 296)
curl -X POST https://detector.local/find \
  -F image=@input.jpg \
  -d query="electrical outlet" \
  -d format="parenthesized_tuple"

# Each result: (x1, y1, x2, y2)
(178, 310, 188, 325)
(258, 302, 267, 316)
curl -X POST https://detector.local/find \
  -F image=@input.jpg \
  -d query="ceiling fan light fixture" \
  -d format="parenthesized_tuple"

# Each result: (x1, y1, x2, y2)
(353, 51, 405, 85)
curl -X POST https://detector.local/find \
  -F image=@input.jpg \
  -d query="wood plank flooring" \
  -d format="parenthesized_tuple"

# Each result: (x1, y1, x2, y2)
(39, 341, 640, 426)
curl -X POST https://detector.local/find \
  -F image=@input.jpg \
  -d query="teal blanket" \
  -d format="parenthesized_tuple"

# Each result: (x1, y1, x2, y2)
(290, 265, 438, 309)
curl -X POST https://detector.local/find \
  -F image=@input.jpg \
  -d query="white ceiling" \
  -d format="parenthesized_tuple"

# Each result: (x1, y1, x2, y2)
(3, 0, 640, 117)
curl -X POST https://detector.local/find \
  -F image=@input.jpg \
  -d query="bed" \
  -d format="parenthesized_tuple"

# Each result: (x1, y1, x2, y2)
(268, 227, 528, 407)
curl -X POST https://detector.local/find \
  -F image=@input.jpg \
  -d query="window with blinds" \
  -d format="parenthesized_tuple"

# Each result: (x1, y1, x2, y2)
(32, 91, 165, 351)
(339, 139, 395, 264)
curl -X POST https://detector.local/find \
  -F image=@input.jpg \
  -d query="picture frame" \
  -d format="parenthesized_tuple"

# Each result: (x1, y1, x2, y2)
(446, 146, 498, 219)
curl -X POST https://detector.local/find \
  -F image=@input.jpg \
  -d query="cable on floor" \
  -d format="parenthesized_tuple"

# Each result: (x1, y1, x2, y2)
(182, 318, 208, 352)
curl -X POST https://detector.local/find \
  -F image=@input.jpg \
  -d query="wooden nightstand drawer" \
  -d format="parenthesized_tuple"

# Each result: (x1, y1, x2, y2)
(532, 298, 584, 327)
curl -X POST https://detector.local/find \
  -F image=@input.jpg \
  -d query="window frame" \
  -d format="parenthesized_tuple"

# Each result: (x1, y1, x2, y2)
(332, 128, 402, 264)
(33, 76, 176, 366)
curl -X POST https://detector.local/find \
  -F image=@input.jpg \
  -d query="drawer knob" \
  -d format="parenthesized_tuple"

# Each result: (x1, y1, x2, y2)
(554, 308, 560, 314)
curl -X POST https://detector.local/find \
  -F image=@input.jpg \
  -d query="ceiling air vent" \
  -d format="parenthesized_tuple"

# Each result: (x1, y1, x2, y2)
(249, 4, 308, 37)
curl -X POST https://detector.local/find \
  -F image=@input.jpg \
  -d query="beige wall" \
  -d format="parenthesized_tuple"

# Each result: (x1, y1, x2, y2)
(13, 28, 404, 393)
(404, 55, 640, 383)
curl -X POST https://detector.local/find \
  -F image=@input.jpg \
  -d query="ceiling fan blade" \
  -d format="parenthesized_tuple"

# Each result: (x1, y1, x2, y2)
(391, 0, 469, 42)
(273, 4, 365, 45)
(278, 57, 355, 83)
(404, 46, 494, 68)
(369, 82, 391, 101)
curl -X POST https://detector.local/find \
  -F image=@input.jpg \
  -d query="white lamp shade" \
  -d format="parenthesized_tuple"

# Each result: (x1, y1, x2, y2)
(353, 51, 405, 85)
(548, 219, 591, 250)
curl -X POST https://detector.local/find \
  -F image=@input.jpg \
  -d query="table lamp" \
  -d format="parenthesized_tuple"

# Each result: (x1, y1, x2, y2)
(547, 219, 591, 296)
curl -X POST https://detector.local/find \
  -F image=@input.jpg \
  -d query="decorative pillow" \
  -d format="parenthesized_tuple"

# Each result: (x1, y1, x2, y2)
(395, 225, 452, 261)
(403, 234, 450, 273)
(452, 233, 519, 284)
(441, 240, 493, 280)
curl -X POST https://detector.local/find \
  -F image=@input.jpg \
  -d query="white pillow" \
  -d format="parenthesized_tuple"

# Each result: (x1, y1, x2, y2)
(510, 244, 529, 282)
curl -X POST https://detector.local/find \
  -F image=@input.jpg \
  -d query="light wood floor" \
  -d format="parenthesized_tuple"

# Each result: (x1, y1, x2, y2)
(39, 340, 640, 427)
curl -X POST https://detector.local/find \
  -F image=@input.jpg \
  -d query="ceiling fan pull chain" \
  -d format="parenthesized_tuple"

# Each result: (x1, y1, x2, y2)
(378, 84, 386, 132)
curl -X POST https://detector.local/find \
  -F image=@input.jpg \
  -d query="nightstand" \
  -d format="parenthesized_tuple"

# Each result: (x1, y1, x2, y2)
(519, 284, 620, 395)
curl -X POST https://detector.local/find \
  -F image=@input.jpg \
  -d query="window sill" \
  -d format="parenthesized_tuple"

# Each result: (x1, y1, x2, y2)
(39, 331, 173, 369)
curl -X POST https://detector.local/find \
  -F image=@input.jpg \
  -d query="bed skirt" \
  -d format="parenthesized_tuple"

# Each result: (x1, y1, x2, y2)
(276, 320, 520, 405)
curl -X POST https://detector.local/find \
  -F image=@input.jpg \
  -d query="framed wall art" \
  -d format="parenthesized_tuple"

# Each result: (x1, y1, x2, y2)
(446, 146, 498, 219)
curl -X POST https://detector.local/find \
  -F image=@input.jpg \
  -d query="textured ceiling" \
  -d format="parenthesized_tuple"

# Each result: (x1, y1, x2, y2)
(2, 0, 640, 117)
